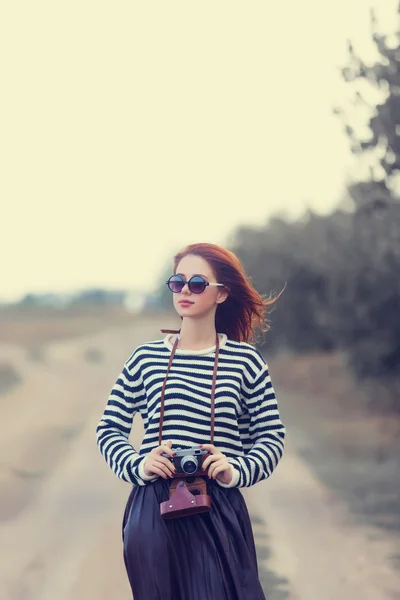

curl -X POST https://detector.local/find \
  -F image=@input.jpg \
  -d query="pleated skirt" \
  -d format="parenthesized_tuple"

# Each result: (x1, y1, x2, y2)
(122, 476, 267, 600)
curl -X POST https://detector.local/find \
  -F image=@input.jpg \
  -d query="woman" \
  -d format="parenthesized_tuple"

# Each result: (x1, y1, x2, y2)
(96, 242, 286, 600)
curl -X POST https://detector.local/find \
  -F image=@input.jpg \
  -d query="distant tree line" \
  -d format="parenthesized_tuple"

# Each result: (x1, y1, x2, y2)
(18, 288, 127, 308)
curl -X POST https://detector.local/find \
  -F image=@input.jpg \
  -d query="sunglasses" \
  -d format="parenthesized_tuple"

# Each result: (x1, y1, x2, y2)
(166, 275, 228, 294)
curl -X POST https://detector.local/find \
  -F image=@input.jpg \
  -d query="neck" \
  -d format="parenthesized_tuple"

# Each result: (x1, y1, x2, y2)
(177, 319, 218, 349)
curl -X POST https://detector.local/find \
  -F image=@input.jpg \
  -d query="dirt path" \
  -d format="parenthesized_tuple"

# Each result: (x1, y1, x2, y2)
(243, 443, 399, 599)
(1, 314, 399, 599)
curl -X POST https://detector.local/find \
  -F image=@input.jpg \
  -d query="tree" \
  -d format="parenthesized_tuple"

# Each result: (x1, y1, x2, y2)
(334, 4, 400, 190)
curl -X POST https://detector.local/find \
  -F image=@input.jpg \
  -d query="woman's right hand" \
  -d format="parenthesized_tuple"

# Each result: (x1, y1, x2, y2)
(142, 440, 176, 479)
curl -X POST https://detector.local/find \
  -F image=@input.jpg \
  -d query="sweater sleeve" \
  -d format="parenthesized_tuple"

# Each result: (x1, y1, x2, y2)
(224, 361, 286, 488)
(95, 354, 158, 486)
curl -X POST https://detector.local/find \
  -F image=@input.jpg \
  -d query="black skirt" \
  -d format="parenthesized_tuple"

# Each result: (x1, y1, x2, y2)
(122, 476, 266, 600)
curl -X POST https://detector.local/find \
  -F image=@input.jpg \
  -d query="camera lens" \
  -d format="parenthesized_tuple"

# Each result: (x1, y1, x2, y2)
(181, 455, 198, 474)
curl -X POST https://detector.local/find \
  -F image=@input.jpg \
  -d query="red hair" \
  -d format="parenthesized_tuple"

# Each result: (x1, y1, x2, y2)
(170, 242, 286, 345)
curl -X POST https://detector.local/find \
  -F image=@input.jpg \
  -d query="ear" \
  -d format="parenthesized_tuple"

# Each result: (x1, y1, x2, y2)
(216, 288, 229, 304)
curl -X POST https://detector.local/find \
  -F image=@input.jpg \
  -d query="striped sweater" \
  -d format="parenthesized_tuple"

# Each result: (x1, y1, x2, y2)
(96, 333, 286, 488)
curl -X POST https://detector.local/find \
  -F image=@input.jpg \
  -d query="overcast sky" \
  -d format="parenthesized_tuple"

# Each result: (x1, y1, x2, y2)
(1, 1, 396, 302)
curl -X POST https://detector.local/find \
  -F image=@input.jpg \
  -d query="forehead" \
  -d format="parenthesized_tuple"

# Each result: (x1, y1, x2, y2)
(176, 255, 214, 278)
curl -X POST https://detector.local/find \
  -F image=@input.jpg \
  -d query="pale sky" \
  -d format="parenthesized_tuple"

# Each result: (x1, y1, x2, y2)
(1, 1, 396, 302)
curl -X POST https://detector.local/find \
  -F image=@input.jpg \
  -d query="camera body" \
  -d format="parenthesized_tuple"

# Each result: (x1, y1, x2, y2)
(161, 445, 210, 477)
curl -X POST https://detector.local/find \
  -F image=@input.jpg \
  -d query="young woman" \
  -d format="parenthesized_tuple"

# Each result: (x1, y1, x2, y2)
(96, 242, 286, 600)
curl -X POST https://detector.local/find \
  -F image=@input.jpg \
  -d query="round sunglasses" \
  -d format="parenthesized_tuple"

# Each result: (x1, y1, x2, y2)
(166, 275, 228, 294)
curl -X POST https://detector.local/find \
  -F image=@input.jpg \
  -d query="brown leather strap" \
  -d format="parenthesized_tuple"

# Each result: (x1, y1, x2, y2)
(160, 329, 181, 334)
(159, 336, 179, 447)
(210, 334, 219, 444)
(158, 332, 220, 446)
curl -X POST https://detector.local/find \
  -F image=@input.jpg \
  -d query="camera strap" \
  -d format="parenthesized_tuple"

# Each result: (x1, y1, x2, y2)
(158, 329, 220, 446)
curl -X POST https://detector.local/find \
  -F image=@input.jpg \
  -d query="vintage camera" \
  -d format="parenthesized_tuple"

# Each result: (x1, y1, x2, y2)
(161, 445, 209, 477)
(160, 445, 212, 519)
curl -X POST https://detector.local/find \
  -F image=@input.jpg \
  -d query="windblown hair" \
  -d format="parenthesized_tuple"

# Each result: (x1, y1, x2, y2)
(172, 242, 286, 345)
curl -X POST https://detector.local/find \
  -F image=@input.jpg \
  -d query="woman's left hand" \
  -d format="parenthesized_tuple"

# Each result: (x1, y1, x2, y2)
(200, 444, 233, 485)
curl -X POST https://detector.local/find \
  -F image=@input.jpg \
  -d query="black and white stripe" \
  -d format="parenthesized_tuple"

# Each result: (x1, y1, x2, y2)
(96, 335, 286, 488)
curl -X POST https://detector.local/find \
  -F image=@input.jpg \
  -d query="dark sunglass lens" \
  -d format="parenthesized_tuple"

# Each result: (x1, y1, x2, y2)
(169, 276, 184, 292)
(189, 276, 206, 293)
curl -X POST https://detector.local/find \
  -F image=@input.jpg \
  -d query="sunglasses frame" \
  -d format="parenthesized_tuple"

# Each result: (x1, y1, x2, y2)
(166, 275, 228, 294)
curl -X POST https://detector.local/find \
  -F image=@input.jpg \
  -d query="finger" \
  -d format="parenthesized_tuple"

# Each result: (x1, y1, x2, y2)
(211, 465, 229, 479)
(202, 455, 218, 470)
(155, 459, 175, 477)
(149, 451, 175, 473)
(154, 458, 175, 477)
(161, 457, 177, 475)
(200, 444, 216, 454)
(149, 465, 168, 479)
(210, 467, 230, 480)
(203, 454, 223, 470)
(151, 462, 171, 479)
(157, 444, 175, 457)
(208, 459, 226, 478)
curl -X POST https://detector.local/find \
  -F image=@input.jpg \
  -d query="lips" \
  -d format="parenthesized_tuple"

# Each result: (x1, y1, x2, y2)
(179, 301, 193, 305)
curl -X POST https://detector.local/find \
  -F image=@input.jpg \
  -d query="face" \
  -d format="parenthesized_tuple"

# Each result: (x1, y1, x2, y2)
(171, 254, 229, 319)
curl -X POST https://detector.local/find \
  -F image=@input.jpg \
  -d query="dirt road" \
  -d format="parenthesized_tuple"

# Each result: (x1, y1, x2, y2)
(1, 315, 399, 599)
